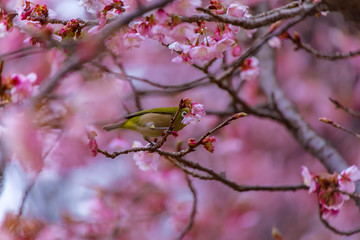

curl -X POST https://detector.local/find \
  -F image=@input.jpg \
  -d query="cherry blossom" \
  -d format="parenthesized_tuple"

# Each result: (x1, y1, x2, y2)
(132, 141, 159, 171)
(108, 138, 130, 151)
(268, 36, 282, 48)
(168, 23, 197, 42)
(201, 136, 216, 153)
(338, 165, 360, 196)
(78, 0, 99, 14)
(301, 165, 360, 219)
(181, 101, 206, 125)
(58, 19, 82, 39)
(189, 45, 214, 62)
(210, 37, 235, 59)
(122, 31, 144, 50)
(227, 3, 248, 18)
(301, 166, 317, 193)
(168, 41, 191, 53)
(168, 0, 202, 17)
(232, 44, 242, 57)
(7, 73, 38, 103)
(208, 0, 226, 15)
(187, 138, 197, 147)
(0, 23, 7, 38)
(171, 52, 193, 64)
(240, 57, 259, 81)
(87, 131, 98, 157)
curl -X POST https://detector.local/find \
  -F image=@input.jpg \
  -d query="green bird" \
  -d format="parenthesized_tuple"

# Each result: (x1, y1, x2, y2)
(103, 107, 190, 139)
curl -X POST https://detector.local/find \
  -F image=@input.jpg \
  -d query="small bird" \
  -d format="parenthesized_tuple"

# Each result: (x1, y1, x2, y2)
(103, 107, 189, 140)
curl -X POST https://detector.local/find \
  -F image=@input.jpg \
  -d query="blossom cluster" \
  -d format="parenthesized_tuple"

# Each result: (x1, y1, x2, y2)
(87, 131, 99, 157)
(58, 19, 82, 39)
(77, 0, 258, 81)
(180, 97, 206, 125)
(301, 165, 360, 219)
(122, 0, 249, 64)
(1, 72, 39, 104)
(0, 9, 15, 37)
(188, 135, 217, 153)
(132, 141, 160, 171)
(20, 1, 49, 25)
(0, 0, 262, 80)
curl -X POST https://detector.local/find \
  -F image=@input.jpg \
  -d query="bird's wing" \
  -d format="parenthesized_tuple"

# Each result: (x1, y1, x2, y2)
(124, 107, 178, 119)
(138, 113, 173, 129)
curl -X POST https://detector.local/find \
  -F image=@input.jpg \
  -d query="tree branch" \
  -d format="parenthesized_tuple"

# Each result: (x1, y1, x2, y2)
(256, 5, 349, 174)
(180, 2, 324, 29)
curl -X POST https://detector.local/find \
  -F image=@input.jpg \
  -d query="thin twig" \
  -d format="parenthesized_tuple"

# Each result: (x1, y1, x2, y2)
(17, 179, 37, 217)
(165, 155, 214, 180)
(118, 63, 142, 111)
(329, 97, 360, 118)
(93, 62, 209, 92)
(319, 117, 360, 139)
(177, 174, 197, 240)
(319, 208, 360, 236)
(178, 112, 247, 157)
(288, 35, 360, 60)
(98, 146, 150, 159)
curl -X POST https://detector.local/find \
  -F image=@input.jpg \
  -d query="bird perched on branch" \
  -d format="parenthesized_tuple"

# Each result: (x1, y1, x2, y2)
(103, 107, 190, 141)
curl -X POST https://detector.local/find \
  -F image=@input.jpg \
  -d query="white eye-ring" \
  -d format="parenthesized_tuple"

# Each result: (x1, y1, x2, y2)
(181, 111, 187, 117)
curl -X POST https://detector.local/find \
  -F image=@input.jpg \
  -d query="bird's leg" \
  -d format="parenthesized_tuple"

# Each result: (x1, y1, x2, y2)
(143, 136, 155, 147)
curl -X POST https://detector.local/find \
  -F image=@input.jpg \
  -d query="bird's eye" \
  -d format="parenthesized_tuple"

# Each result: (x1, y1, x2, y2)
(181, 110, 187, 117)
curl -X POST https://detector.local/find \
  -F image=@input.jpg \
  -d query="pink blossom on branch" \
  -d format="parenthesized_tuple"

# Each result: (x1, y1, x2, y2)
(122, 31, 144, 50)
(301, 165, 360, 219)
(5, 73, 39, 104)
(201, 136, 216, 153)
(268, 36, 282, 48)
(208, 0, 226, 15)
(168, 23, 197, 43)
(240, 57, 259, 81)
(78, 0, 99, 14)
(98, 0, 126, 26)
(227, 3, 249, 18)
(87, 130, 98, 157)
(209, 37, 235, 59)
(0, 9, 15, 36)
(20, 1, 49, 25)
(171, 52, 193, 64)
(0, 23, 6, 38)
(338, 165, 360, 197)
(58, 19, 82, 39)
(132, 141, 159, 171)
(301, 166, 317, 193)
(187, 138, 197, 147)
(189, 45, 214, 62)
(181, 99, 206, 125)
(168, 41, 191, 53)
(232, 44, 242, 57)
(167, 0, 202, 17)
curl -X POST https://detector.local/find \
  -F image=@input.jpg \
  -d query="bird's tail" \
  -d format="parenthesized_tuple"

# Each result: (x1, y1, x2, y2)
(102, 122, 125, 131)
